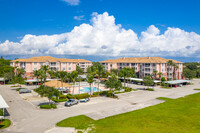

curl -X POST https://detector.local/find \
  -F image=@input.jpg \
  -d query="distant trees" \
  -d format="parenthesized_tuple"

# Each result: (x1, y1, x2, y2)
(119, 67, 135, 87)
(183, 62, 200, 79)
(76, 65, 84, 75)
(183, 68, 196, 80)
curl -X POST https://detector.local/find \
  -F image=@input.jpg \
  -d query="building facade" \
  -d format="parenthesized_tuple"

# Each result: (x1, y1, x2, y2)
(101, 57, 183, 80)
(10, 56, 92, 77)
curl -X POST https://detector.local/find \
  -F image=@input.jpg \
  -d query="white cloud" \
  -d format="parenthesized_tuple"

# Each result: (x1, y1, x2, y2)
(74, 15, 85, 20)
(1, 12, 200, 57)
(62, 0, 80, 5)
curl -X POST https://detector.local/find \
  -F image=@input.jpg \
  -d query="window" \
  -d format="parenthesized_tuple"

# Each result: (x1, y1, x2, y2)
(62, 62, 66, 65)
(57, 62, 60, 65)
(68, 63, 71, 65)
(34, 68, 37, 70)
(179, 68, 181, 71)
(34, 62, 37, 65)
(40, 62, 43, 66)
(68, 67, 71, 70)
(63, 67, 65, 71)
(153, 63, 156, 67)
(162, 69, 164, 72)
(127, 63, 129, 66)
(10, 62, 13, 66)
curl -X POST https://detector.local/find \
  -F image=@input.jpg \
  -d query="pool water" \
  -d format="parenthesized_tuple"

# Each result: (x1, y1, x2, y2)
(80, 87, 100, 93)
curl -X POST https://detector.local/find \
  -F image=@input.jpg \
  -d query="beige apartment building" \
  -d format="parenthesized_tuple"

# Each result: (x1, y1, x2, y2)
(101, 57, 183, 80)
(10, 56, 92, 77)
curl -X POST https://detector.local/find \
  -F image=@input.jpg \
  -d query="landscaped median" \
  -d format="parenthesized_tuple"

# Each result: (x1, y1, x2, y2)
(56, 92, 200, 133)
(0, 109, 11, 129)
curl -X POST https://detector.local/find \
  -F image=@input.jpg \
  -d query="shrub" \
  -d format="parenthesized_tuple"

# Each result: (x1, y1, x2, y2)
(66, 94, 76, 99)
(16, 88, 25, 91)
(60, 95, 67, 99)
(161, 77, 166, 82)
(161, 83, 165, 86)
(40, 104, 57, 109)
(0, 109, 3, 116)
(53, 98, 68, 103)
(161, 86, 172, 89)
(75, 93, 90, 99)
(194, 88, 200, 90)
(124, 87, 132, 92)
(146, 88, 154, 91)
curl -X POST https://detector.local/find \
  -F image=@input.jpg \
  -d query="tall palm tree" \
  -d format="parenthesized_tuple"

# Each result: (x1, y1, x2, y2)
(172, 64, 179, 80)
(14, 61, 19, 76)
(70, 70, 78, 94)
(96, 64, 105, 95)
(153, 70, 158, 79)
(40, 65, 49, 85)
(158, 72, 163, 80)
(58, 71, 68, 89)
(87, 74, 94, 97)
(167, 60, 174, 80)
(32, 70, 40, 88)
(16, 68, 26, 77)
(119, 67, 132, 87)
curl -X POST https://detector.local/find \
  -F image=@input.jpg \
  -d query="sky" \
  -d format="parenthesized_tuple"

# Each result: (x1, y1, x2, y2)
(0, 0, 200, 62)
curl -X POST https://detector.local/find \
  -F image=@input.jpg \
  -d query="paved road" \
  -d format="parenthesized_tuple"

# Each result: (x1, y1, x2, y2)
(0, 79, 200, 133)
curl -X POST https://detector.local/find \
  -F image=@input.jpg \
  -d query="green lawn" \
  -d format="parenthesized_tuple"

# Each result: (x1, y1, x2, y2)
(0, 119, 11, 129)
(57, 92, 200, 133)
(56, 115, 94, 129)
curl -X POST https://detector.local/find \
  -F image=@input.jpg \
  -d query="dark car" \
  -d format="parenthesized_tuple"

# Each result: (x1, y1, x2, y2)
(19, 89, 31, 94)
(65, 99, 79, 107)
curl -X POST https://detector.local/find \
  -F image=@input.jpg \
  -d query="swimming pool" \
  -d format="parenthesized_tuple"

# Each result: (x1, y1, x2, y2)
(80, 87, 100, 93)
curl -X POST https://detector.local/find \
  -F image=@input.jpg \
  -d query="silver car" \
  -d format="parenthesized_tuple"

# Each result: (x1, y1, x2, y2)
(65, 99, 78, 107)
(19, 89, 31, 94)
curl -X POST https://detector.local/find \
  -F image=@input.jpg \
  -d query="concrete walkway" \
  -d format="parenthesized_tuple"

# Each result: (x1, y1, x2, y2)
(0, 79, 199, 133)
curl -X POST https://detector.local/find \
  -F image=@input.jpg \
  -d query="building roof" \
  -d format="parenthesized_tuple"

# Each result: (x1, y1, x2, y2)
(101, 57, 182, 63)
(10, 56, 91, 63)
(0, 95, 9, 108)
(164, 80, 191, 84)
(45, 79, 71, 88)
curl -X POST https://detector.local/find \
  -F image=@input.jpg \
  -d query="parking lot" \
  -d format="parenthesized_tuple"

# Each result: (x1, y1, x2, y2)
(0, 79, 200, 133)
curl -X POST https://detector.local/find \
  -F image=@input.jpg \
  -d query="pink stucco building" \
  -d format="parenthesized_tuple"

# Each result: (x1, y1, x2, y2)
(101, 57, 183, 80)
(10, 56, 92, 77)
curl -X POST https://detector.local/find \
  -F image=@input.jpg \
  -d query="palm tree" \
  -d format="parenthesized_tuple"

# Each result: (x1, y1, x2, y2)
(167, 60, 174, 80)
(76, 76, 82, 95)
(70, 71, 78, 94)
(158, 72, 163, 80)
(58, 71, 68, 89)
(32, 70, 41, 88)
(14, 61, 19, 76)
(105, 72, 122, 98)
(153, 70, 158, 79)
(96, 64, 105, 96)
(87, 74, 94, 97)
(40, 65, 50, 85)
(172, 64, 179, 80)
(119, 67, 132, 87)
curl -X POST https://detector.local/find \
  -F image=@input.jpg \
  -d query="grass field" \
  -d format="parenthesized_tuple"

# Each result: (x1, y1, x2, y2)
(57, 92, 200, 133)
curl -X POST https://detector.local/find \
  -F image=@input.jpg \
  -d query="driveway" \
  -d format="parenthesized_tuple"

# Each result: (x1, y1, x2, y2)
(0, 79, 199, 133)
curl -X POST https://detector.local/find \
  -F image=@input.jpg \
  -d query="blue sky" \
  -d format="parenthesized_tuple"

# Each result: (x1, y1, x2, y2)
(1, 0, 200, 42)
(0, 0, 200, 61)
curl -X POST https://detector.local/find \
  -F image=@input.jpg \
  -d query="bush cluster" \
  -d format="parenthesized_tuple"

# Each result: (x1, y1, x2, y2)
(146, 88, 154, 91)
(40, 104, 57, 109)
(124, 87, 132, 92)
(92, 91, 118, 98)
(16, 88, 25, 91)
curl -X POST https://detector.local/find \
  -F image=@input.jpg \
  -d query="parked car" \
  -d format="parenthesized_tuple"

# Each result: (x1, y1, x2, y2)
(65, 99, 79, 107)
(80, 98, 90, 103)
(19, 89, 31, 94)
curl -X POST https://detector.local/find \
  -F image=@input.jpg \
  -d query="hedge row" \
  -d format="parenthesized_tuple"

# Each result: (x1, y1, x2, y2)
(40, 104, 57, 109)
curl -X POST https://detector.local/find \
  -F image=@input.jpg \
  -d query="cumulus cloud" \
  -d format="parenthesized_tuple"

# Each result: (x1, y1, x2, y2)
(74, 15, 85, 20)
(62, 0, 80, 6)
(1, 12, 200, 57)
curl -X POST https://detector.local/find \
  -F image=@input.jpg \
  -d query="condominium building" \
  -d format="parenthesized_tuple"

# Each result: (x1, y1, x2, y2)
(10, 56, 92, 76)
(101, 57, 183, 80)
